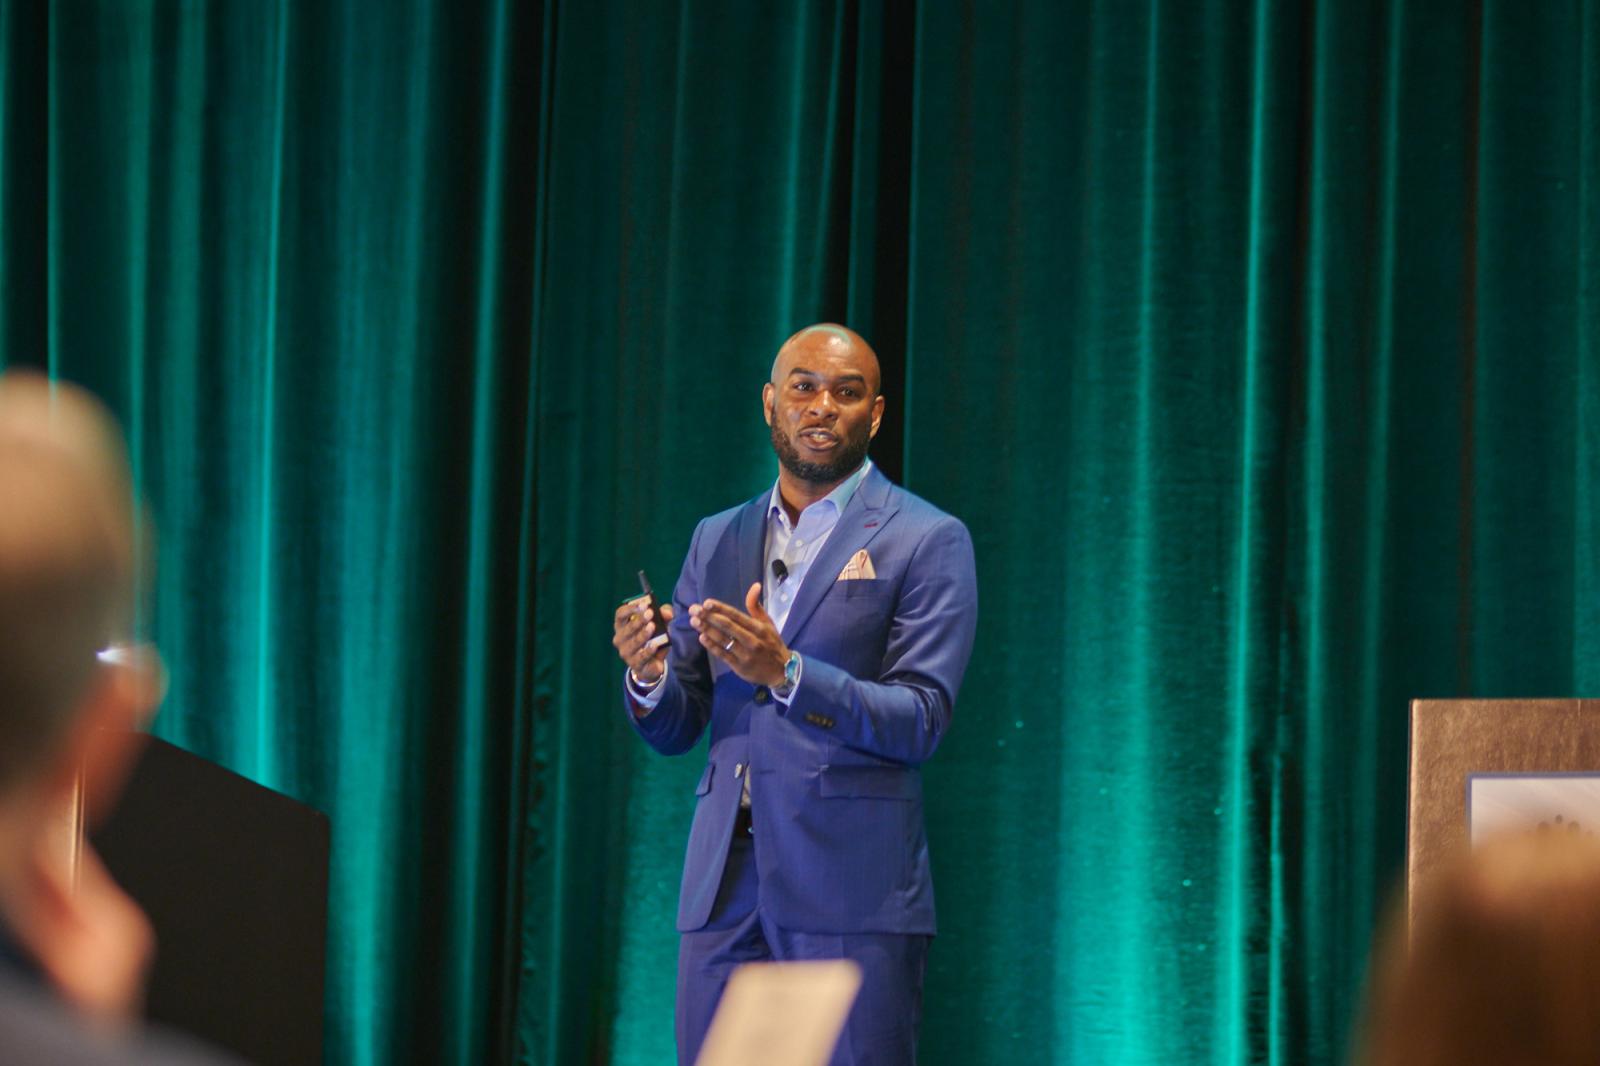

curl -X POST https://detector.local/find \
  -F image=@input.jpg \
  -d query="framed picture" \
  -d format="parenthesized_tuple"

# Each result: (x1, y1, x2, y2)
(1408, 699, 1600, 925)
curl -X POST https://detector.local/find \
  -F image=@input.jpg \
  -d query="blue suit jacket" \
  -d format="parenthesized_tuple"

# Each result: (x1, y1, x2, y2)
(627, 466, 978, 935)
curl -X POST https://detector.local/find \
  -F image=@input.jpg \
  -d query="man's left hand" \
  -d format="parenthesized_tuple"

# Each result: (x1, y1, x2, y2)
(690, 582, 789, 688)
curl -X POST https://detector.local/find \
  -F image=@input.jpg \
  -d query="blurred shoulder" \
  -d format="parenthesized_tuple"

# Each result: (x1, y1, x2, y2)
(0, 973, 240, 1064)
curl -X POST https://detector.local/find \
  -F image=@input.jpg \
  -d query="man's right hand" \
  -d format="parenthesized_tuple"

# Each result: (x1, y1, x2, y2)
(613, 595, 673, 685)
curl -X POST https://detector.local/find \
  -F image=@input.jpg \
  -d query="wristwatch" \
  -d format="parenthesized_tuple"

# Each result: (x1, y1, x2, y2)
(772, 650, 802, 699)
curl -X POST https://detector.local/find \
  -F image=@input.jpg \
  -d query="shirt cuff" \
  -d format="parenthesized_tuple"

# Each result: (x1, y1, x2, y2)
(626, 661, 668, 713)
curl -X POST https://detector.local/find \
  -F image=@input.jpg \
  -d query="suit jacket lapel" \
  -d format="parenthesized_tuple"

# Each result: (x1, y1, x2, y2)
(780, 466, 899, 643)
(733, 492, 769, 605)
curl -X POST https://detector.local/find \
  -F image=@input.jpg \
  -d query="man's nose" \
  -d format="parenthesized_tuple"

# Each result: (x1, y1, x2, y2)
(807, 390, 837, 418)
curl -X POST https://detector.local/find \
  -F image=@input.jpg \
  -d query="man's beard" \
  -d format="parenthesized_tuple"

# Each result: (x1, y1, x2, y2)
(769, 409, 873, 485)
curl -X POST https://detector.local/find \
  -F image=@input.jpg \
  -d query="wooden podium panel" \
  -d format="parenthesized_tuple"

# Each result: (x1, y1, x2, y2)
(1408, 699, 1600, 924)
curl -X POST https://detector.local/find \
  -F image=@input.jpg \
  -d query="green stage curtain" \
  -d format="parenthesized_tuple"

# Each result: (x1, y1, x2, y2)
(3, 2, 1598, 1064)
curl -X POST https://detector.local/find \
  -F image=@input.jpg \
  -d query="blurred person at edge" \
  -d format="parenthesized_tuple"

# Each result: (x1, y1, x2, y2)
(0, 371, 235, 1064)
(1355, 829, 1600, 1066)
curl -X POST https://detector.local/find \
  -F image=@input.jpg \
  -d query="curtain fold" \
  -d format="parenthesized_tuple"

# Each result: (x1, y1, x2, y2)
(5, 2, 1600, 1063)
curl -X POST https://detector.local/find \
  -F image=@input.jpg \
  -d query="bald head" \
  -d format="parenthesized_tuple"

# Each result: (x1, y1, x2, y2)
(0, 372, 138, 791)
(770, 323, 882, 398)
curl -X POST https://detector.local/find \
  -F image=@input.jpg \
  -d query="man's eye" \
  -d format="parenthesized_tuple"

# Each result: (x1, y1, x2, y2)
(792, 382, 812, 392)
(839, 388, 859, 399)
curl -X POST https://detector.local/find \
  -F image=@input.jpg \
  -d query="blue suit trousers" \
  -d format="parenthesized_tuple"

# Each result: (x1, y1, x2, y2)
(676, 833, 930, 1066)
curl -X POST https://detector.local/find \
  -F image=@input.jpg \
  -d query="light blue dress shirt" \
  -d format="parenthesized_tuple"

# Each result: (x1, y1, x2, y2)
(761, 458, 872, 639)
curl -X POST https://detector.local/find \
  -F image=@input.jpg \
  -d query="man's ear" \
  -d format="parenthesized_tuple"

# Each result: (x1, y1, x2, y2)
(762, 383, 775, 426)
(51, 675, 151, 826)
(869, 394, 886, 439)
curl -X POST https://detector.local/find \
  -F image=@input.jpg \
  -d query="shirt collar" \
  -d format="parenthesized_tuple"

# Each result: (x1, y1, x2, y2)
(767, 459, 873, 526)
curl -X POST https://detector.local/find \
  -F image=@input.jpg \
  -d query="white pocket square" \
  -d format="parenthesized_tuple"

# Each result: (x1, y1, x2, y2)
(837, 549, 876, 581)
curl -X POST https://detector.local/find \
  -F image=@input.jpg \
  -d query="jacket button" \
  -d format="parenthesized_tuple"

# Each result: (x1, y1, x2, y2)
(753, 686, 771, 704)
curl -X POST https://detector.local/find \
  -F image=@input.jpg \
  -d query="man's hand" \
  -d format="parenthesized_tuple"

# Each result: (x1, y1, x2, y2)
(10, 839, 153, 1024)
(613, 595, 673, 685)
(690, 582, 789, 688)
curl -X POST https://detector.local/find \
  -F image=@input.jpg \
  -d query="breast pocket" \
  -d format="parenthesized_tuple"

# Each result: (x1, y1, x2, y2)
(840, 578, 891, 601)
(808, 583, 894, 664)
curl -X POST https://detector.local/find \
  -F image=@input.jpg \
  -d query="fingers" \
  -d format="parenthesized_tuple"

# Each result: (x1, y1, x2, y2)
(612, 603, 650, 648)
(688, 596, 783, 680)
(744, 581, 770, 623)
(613, 597, 654, 660)
(622, 634, 668, 676)
(689, 595, 787, 688)
(690, 600, 761, 647)
(699, 629, 738, 667)
(613, 594, 649, 625)
(612, 597, 668, 671)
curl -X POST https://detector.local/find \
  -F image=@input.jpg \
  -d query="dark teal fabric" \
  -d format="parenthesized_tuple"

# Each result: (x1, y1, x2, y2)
(3, 2, 1597, 1063)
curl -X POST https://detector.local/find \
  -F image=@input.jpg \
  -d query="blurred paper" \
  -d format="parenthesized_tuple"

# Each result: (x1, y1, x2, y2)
(695, 960, 862, 1066)
(1469, 773, 1600, 845)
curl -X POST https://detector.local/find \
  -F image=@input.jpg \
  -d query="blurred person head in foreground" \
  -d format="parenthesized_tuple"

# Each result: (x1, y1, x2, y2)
(1356, 829, 1600, 1066)
(0, 370, 228, 1063)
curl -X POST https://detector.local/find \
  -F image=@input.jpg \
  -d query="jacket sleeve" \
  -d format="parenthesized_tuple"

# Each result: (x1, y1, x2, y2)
(624, 518, 715, 755)
(779, 516, 978, 764)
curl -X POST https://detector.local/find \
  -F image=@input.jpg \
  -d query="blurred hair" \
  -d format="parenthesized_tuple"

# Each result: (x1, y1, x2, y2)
(1355, 830, 1600, 1066)
(0, 372, 138, 792)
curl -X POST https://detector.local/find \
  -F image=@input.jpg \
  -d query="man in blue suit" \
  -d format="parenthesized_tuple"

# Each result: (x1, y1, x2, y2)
(612, 325, 978, 1065)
